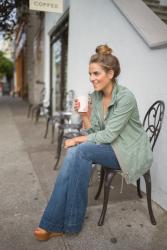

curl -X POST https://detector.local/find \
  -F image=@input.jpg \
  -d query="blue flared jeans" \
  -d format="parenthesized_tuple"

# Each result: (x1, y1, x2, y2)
(39, 142, 120, 233)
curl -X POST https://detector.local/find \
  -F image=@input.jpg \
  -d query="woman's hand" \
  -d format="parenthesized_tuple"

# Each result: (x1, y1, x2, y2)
(64, 138, 76, 149)
(74, 99, 89, 117)
(74, 99, 80, 113)
(74, 99, 92, 129)
(64, 136, 88, 149)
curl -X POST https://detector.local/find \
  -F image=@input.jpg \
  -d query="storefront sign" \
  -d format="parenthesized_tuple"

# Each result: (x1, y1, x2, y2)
(29, 0, 63, 13)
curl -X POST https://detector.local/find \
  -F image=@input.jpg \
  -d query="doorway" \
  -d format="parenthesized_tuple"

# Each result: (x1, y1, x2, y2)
(50, 11, 69, 114)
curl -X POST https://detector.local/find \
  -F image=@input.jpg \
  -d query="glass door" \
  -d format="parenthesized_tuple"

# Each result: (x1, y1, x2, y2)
(52, 39, 62, 112)
(50, 12, 68, 114)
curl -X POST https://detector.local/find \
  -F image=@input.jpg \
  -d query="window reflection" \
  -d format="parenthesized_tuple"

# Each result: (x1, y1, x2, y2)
(52, 40, 62, 111)
(51, 27, 68, 113)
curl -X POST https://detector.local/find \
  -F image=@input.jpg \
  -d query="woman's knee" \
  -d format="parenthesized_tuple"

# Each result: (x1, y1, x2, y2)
(65, 142, 95, 162)
(66, 146, 77, 158)
(75, 142, 95, 159)
(66, 144, 88, 156)
(61, 147, 77, 173)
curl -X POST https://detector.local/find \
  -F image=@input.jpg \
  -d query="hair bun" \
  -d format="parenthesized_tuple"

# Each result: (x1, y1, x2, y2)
(96, 44, 112, 55)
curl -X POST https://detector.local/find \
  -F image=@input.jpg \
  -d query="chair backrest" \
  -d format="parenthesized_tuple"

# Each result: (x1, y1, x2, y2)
(143, 100, 165, 151)
(39, 87, 45, 103)
(65, 90, 75, 112)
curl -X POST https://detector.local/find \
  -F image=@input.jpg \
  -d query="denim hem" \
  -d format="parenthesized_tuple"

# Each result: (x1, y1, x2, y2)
(39, 218, 82, 233)
(39, 219, 64, 233)
(63, 224, 82, 233)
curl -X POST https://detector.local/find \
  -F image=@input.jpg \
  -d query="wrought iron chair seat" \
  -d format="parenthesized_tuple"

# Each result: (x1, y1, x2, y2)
(95, 100, 165, 226)
(44, 111, 74, 143)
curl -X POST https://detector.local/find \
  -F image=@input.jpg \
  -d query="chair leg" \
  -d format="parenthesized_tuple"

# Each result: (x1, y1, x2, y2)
(95, 166, 105, 200)
(35, 106, 41, 124)
(31, 106, 36, 120)
(98, 168, 116, 226)
(143, 170, 156, 225)
(27, 104, 33, 118)
(44, 117, 50, 138)
(53, 128, 64, 170)
(89, 165, 96, 186)
(137, 178, 142, 198)
(51, 122, 55, 144)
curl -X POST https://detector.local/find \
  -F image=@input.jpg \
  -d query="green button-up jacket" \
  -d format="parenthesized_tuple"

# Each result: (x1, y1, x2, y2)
(87, 83, 153, 184)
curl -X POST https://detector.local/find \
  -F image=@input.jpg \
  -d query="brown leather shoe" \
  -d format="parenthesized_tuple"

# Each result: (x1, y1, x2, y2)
(34, 227, 64, 241)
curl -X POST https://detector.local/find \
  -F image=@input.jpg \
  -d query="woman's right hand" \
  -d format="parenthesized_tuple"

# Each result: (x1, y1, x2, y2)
(74, 99, 92, 129)
(73, 99, 80, 113)
(74, 99, 90, 119)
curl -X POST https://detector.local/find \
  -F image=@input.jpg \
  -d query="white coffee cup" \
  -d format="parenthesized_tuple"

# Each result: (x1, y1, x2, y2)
(77, 95, 88, 112)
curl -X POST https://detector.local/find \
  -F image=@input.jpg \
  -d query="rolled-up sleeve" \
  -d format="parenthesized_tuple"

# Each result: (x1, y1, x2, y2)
(87, 92, 136, 144)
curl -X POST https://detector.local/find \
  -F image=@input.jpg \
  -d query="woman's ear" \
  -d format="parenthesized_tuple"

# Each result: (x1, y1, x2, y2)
(108, 69, 114, 80)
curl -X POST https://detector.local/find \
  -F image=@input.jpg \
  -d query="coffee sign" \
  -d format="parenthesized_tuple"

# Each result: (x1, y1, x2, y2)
(29, 0, 63, 13)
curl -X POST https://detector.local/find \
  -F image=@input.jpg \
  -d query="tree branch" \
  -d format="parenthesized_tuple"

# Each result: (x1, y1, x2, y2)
(0, 0, 29, 33)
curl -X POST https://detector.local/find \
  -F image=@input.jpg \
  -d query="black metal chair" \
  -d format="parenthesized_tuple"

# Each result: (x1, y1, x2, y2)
(95, 100, 165, 226)
(44, 90, 76, 144)
(27, 84, 46, 123)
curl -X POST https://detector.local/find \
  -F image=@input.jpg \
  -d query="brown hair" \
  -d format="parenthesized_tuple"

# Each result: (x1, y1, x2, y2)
(89, 44, 121, 81)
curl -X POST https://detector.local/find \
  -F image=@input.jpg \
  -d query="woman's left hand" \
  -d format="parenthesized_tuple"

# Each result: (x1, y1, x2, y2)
(64, 135, 87, 149)
(64, 138, 76, 148)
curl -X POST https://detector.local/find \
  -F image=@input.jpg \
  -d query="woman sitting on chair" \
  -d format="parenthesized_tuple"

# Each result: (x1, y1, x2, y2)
(34, 44, 153, 240)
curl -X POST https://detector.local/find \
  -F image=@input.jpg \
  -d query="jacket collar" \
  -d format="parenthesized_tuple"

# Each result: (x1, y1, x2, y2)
(108, 82, 118, 107)
(94, 82, 119, 107)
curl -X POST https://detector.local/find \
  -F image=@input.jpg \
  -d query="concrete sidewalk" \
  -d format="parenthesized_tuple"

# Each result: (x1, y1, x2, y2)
(0, 96, 167, 250)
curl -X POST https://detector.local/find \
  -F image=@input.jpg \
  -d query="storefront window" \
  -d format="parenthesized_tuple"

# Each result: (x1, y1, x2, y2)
(52, 39, 61, 111)
(50, 12, 68, 113)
